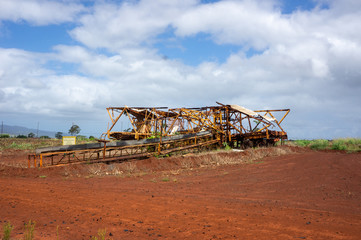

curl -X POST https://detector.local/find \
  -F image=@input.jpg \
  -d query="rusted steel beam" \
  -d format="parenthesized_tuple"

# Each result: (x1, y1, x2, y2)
(28, 103, 290, 168)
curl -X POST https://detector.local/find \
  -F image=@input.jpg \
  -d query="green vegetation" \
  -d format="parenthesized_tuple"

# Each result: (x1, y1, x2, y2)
(147, 132, 162, 139)
(0, 134, 10, 138)
(76, 135, 88, 141)
(0, 136, 98, 151)
(8, 142, 35, 150)
(309, 139, 329, 150)
(291, 140, 312, 147)
(16, 135, 28, 139)
(161, 177, 170, 182)
(2, 222, 13, 240)
(77, 135, 98, 143)
(222, 142, 232, 151)
(55, 132, 63, 139)
(91, 228, 111, 240)
(290, 138, 361, 152)
(23, 220, 36, 240)
(68, 124, 81, 136)
(28, 133, 35, 138)
(0, 138, 61, 151)
(332, 138, 361, 152)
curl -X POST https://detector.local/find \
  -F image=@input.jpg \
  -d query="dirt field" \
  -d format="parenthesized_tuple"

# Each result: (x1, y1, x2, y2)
(0, 147, 361, 239)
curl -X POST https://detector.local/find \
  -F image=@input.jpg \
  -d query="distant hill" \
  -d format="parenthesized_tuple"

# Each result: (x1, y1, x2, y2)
(1, 124, 57, 138)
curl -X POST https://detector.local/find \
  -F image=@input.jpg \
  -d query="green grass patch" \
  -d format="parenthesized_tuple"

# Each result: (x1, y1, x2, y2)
(222, 142, 232, 151)
(290, 138, 361, 152)
(331, 139, 347, 151)
(2, 221, 13, 240)
(90, 228, 108, 240)
(332, 138, 361, 152)
(292, 140, 313, 147)
(309, 139, 329, 150)
(0, 138, 62, 151)
(7, 142, 35, 150)
(0, 137, 97, 152)
(161, 177, 170, 182)
(23, 220, 36, 240)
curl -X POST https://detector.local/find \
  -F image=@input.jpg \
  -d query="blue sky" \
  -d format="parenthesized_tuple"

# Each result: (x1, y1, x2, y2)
(1, 0, 361, 139)
(0, 21, 75, 52)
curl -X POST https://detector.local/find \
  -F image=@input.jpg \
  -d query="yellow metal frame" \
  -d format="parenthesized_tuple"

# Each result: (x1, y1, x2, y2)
(103, 104, 290, 144)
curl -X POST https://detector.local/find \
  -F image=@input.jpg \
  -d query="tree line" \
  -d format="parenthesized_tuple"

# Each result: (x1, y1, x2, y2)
(0, 124, 95, 140)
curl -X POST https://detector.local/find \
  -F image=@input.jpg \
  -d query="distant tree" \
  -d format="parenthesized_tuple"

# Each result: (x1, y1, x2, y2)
(68, 124, 81, 136)
(89, 136, 95, 140)
(16, 135, 27, 138)
(28, 132, 35, 138)
(0, 134, 10, 138)
(55, 132, 63, 139)
(76, 135, 87, 141)
(40, 136, 50, 139)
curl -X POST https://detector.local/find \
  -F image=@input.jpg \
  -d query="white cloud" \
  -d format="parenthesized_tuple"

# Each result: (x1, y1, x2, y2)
(0, 48, 51, 88)
(173, 0, 294, 50)
(0, 0, 85, 25)
(0, 48, 107, 118)
(70, 0, 198, 50)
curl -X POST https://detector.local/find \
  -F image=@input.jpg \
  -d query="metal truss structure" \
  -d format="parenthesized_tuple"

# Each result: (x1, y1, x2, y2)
(28, 103, 290, 168)
(104, 102, 290, 144)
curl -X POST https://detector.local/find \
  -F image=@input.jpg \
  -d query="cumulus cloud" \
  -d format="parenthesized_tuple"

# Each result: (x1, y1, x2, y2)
(0, 48, 51, 88)
(0, 47, 106, 118)
(70, 0, 197, 50)
(0, 0, 85, 25)
(173, 0, 294, 50)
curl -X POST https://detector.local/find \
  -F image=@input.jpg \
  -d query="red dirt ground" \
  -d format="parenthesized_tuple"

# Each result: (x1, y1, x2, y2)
(1, 147, 361, 239)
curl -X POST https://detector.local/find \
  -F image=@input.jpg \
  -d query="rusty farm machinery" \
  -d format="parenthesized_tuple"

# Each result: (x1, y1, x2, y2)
(28, 102, 290, 168)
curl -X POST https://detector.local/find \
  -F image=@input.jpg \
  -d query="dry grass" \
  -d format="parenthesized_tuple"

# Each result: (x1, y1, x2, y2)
(87, 164, 104, 176)
(194, 146, 295, 168)
(244, 147, 294, 163)
(86, 164, 125, 177)
(0, 160, 27, 168)
(169, 169, 181, 175)
(0, 138, 62, 151)
(124, 161, 137, 173)
(84, 161, 146, 178)
(108, 165, 123, 175)
(68, 146, 296, 178)
(180, 159, 194, 169)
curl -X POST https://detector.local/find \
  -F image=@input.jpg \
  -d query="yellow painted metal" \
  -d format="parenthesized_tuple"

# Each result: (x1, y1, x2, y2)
(103, 104, 289, 144)
(28, 103, 290, 168)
